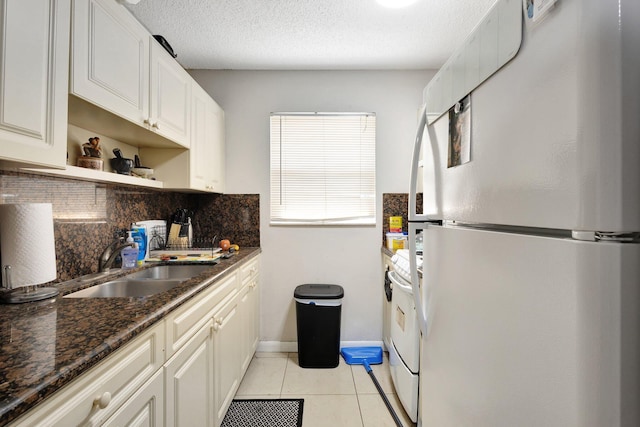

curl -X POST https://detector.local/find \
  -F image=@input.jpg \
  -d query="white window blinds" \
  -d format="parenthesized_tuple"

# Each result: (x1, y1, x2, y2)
(270, 113, 376, 225)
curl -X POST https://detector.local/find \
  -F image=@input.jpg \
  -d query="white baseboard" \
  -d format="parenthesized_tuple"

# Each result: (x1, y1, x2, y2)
(257, 341, 298, 353)
(256, 340, 385, 353)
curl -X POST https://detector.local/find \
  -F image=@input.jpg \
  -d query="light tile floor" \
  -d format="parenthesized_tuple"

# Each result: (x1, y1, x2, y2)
(235, 352, 416, 427)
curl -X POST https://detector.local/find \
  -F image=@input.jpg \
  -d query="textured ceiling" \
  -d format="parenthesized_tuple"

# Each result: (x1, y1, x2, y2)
(125, 0, 497, 70)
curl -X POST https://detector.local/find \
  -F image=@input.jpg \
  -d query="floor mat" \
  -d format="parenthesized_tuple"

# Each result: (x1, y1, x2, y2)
(221, 398, 304, 427)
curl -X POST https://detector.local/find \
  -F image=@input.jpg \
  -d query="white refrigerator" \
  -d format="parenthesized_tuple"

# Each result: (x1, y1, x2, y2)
(408, 1, 640, 426)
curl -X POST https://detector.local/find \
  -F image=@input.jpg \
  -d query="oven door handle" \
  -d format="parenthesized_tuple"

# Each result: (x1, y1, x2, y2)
(388, 271, 413, 294)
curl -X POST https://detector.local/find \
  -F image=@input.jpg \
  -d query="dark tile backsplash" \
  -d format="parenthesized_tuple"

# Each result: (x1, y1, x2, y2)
(382, 192, 422, 242)
(0, 170, 259, 282)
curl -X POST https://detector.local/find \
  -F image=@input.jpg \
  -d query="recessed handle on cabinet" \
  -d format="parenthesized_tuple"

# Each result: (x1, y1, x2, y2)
(93, 391, 111, 410)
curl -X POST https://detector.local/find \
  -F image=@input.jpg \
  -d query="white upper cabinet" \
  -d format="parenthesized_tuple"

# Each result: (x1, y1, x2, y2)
(70, 0, 149, 126)
(209, 99, 226, 193)
(141, 82, 224, 193)
(70, 0, 190, 148)
(149, 41, 191, 147)
(191, 83, 213, 191)
(0, 0, 70, 168)
(192, 82, 225, 192)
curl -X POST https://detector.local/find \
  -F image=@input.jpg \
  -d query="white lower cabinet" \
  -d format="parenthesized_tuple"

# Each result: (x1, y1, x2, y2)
(165, 319, 215, 427)
(103, 369, 164, 427)
(9, 255, 261, 427)
(239, 258, 260, 374)
(212, 292, 241, 425)
(10, 322, 165, 427)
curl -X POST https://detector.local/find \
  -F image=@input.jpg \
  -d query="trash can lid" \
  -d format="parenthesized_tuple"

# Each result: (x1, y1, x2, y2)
(294, 284, 344, 299)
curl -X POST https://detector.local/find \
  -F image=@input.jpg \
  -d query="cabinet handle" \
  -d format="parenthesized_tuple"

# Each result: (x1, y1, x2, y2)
(151, 122, 159, 130)
(212, 323, 219, 332)
(216, 317, 223, 325)
(143, 118, 151, 126)
(94, 391, 111, 410)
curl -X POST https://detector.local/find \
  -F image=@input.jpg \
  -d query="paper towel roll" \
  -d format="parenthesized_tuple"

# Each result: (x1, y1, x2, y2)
(0, 203, 57, 288)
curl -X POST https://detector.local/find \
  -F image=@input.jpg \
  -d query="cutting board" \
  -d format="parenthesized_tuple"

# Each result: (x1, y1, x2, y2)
(147, 248, 222, 263)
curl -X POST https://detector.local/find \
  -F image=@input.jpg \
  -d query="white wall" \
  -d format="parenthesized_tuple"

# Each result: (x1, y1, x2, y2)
(190, 70, 432, 348)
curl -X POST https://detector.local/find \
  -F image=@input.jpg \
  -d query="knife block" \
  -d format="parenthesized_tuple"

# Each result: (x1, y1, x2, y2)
(167, 223, 192, 249)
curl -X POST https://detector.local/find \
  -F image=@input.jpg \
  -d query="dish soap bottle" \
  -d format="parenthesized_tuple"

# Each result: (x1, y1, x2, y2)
(121, 231, 139, 269)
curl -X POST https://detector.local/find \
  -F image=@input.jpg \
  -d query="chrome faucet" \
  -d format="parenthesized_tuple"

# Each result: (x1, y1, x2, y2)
(99, 237, 135, 272)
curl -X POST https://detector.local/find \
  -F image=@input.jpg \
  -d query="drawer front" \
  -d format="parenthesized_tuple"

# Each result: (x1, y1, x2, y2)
(165, 273, 238, 357)
(11, 321, 164, 427)
(102, 369, 164, 427)
(240, 256, 259, 286)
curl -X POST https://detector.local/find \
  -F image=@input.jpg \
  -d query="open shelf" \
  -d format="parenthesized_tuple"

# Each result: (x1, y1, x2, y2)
(23, 165, 164, 189)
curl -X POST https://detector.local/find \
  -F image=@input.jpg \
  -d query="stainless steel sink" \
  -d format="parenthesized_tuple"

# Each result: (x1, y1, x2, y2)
(74, 270, 115, 283)
(64, 265, 213, 298)
(126, 265, 211, 280)
(64, 279, 183, 298)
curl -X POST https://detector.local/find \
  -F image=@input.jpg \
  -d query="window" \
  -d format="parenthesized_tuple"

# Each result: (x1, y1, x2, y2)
(270, 113, 376, 225)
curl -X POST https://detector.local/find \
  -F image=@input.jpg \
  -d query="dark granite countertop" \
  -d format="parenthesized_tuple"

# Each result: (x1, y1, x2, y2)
(382, 247, 395, 258)
(0, 248, 261, 426)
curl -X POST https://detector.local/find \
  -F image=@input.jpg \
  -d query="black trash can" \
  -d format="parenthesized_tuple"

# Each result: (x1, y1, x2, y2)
(294, 284, 344, 368)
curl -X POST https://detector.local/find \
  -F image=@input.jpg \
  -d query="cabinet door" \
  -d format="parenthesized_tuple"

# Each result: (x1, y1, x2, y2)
(165, 320, 215, 427)
(103, 369, 164, 427)
(149, 40, 191, 148)
(213, 295, 241, 426)
(209, 100, 226, 193)
(0, 0, 69, 168)
(164, 271, 237, 358)
(239, 280, 258, 374)
(250, 275, 260, 356)
(70, 0, 149, 126)
(191, 82, 213, 191)
(239, 257, 260, 374)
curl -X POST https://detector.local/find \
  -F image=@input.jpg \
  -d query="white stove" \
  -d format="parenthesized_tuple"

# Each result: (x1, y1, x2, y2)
(391, 249, 422, 283)
(387, 248, 422, 422)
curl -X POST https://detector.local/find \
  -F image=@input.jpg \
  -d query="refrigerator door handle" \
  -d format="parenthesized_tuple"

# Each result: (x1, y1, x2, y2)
(409, 105, 429, 222)
(409, 222, 428, 336)
(409, 105, 442, 222)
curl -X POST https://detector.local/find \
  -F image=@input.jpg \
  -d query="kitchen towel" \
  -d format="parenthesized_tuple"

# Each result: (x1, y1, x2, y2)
(0, 203, 57, 288)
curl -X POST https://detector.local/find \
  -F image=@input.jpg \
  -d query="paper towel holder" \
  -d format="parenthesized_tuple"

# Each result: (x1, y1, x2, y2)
(1, 265, 59, 303)
(0, 203, 60, 304)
